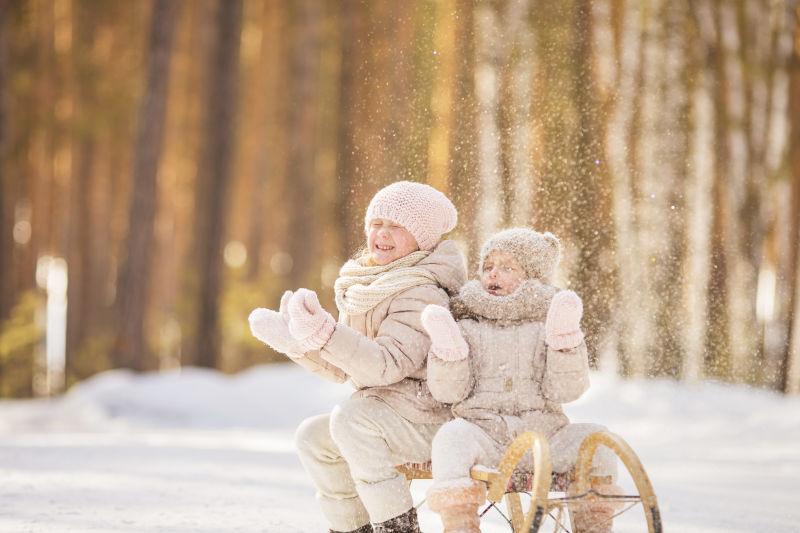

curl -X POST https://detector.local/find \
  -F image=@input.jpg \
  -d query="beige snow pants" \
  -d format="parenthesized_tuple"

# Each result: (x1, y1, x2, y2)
(295, 397, 441, 531)
(431, 418, 618, 487)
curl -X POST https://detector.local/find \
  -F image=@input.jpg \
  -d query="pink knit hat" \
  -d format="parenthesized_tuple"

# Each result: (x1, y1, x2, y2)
(364, 181, 458, 251)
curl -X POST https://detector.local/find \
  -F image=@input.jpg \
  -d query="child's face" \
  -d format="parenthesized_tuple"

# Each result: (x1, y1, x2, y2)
(367, 218, 420, 266)
(481, 250, 526, 296)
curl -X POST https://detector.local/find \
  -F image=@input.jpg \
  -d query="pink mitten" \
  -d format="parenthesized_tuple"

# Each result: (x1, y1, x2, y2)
(248, 300, 304, 358)
(545, 290, 585, 350)
(420, 304, 469, 361)
(287, 288, 336, 352)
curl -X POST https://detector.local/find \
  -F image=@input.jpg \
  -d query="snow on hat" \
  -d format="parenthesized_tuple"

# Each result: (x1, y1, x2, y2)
(479, 227, 561, 280)
(364, 181, 458, 251)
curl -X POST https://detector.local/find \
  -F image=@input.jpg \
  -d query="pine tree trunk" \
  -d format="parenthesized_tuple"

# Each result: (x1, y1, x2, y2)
(0, 0, 10, 324)
(449, 0, 480, 264)
(427, 0, 458, 194)
(474, 1, 503, 244)
(610, 0, 648, 378)
(284, 0, 321, 289)
(782, 4, 800, 394)
(192, 0, 242, 369)
(704, 0, 733, 380)
(65, 3, 98, 382)
(649, 0, 691, 378)
(335, 0, 364, 261)
(570, 0, 617, 365)
(113, 0, 180, 370)
(243, 1, 275, 283)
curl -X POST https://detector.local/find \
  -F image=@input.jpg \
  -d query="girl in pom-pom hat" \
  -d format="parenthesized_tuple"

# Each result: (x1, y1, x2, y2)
(249, 181, 466, 533)
(422, 228, 622, 533)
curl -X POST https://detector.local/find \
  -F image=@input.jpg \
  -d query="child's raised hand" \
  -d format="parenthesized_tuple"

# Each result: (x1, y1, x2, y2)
(248, 303, 305, 358)
(545, 290, 585, 350)
(420, 304, 469, 362)
(287, 288, 336, 352)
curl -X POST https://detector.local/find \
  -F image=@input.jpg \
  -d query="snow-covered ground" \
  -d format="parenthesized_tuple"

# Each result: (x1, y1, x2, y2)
(1, 364, 799, 532)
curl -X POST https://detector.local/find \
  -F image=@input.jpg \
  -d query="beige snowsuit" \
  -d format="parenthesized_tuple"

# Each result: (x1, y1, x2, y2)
(294, 240, 466, 531)
(426, 280, 616, 486)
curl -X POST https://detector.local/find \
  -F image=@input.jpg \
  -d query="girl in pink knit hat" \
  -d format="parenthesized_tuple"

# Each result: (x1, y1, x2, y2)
(421, 228, 622, 533)
(249, 181, 467, 533)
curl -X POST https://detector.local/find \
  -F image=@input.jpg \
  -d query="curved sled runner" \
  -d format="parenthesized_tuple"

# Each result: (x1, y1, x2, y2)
(398, 430, 662, 532)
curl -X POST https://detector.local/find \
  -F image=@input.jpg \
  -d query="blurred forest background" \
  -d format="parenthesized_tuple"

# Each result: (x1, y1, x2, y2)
(1, 0, 799, 398)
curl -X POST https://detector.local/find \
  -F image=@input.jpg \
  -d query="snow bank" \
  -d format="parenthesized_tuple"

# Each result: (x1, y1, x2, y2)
(0, 363, 352, 433)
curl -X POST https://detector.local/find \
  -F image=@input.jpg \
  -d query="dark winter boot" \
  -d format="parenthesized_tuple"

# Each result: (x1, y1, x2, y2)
(330, 524, 373, 533)
(371, 507, 421, 533)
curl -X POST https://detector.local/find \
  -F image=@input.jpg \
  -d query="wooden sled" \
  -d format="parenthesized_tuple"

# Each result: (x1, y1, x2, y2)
(397, 431, 662, 532)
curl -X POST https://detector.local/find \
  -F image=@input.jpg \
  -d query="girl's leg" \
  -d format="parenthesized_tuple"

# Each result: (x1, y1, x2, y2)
(428, 419, 502, 533)
(295, 413, 370, 532)
(430, 418, 503, 485)
(328, 397, 440, 526)
(548, 422, 617, 479)
(550, 423, 622, 533)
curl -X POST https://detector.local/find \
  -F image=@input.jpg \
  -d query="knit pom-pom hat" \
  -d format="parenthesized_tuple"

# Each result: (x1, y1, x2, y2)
(364, 181, 458, 251)
(479, 227, 561, 281)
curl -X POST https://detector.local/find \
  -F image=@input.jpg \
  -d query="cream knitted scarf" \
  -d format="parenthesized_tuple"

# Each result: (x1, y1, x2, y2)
(334, 250, 438, 318)
(450, 279, 558, 325)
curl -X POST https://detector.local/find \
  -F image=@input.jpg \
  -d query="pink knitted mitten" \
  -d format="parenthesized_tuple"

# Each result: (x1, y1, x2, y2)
(287, 288, 336, 352)
(249, 298, 304, 358)
(420, 304, 469, 361)
(545, 290, 585, 350)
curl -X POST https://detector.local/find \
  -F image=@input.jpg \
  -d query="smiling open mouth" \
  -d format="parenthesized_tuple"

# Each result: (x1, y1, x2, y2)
(375, 244, 394, 252)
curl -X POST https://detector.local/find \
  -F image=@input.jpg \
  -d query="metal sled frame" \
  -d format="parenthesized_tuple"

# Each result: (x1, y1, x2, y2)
(397, 431, 662, 533)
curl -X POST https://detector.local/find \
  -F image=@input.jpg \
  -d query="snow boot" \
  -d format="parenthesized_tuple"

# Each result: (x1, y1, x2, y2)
(330, 524, 373, 533)
(568, 476, 624, 533)
(427, 479, 486, 533)
(371, 507, 420, 533)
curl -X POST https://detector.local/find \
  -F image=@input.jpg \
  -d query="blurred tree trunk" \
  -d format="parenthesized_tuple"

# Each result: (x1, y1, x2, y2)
(751, 1, 784, 384)
(611, 0, 648, 377)
(474, 1, 503, 243)
(508, 18, 535, 227)
(531, 0, 584, 251)
(113, 0, 180, 370)
(681, 0, 714, 382)
(385, 2, 416, 182)
(65, 2, 98, 382)
(449, 0, 480, 264)
(427, 0, 457, 194)
(0, 0, 10, 324)
(720, 2, 759, 383)
(783, 4, 800, 394)
(570, 0, 617, 365)
(284, 0, 321, 289)
(191, 0, 242, 369)
(334, 0, 364, 261)
(404, 1, 436, 183)
(649, 0, 691, 378)
(245, 0, 282, 282)
(733, 1, 766, 384)
(497, 0, 531, 228)
(703, 0, 733, 380)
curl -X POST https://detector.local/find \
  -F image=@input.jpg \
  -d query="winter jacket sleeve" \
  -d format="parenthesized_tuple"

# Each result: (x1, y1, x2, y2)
(318, 285, 449, 387)
(290, 350, 349, 384)
(426, 350, 473, 404)
(542, 340, 590, 403)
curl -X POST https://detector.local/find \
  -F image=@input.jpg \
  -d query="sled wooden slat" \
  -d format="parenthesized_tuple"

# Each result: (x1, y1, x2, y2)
(397, 431, 662, 533)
